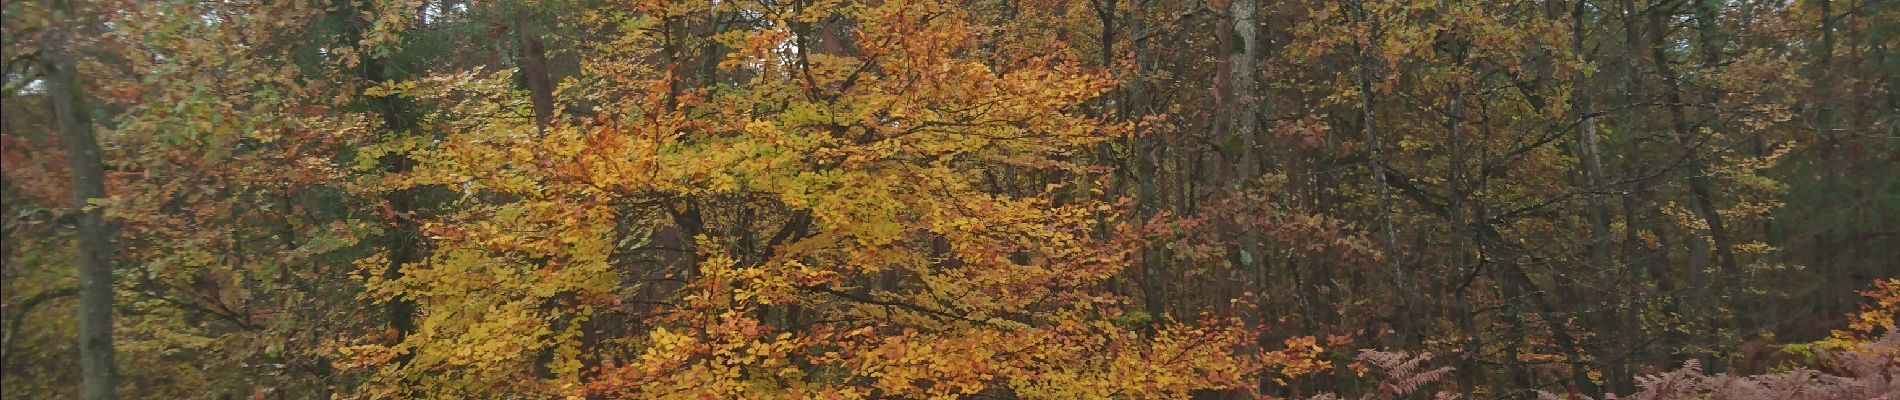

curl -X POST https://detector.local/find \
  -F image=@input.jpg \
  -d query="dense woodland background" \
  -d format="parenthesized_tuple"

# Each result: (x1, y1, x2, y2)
(1, 0, 1897, 398)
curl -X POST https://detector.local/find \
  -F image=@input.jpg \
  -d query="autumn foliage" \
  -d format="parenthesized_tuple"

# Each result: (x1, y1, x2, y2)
(2, 0, 1896, 398)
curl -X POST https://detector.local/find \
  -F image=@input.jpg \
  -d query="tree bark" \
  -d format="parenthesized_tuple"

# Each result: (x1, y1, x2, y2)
(44, 0, 117, 397)
(1230, 0, 1261, 183)
(1647, 3, 1738, 363)
(1569, 0, 1613, 396)
(516, 13, 556, 132)
(1352, 0, 1415, 347)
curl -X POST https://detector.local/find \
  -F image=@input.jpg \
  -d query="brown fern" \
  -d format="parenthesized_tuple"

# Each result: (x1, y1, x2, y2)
(1304, 350, 1457, 400)
(1537, 332, 1900, 400)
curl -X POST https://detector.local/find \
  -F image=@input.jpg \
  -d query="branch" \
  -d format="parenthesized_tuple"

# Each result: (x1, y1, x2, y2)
(805, 284, 988, 325)
(2, 286, 79, 362)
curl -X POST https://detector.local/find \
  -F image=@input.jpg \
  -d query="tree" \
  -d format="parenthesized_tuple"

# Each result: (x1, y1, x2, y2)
(39, 0, 115, 397)
(1, 0, 1893, 397)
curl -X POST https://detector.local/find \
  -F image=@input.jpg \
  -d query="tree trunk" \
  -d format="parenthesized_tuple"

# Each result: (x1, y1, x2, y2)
(44, 0, 117, 397)
(1446, 56, 1484, 400)
(1225, 1, 1269, 393)
(1616, 0, 1681, 377)
(1353, 0, 1415, 347)
(516, 13, 556, 132)
(1648, 3, 1738, 365)
(1231, 0, 1261, 183)
(1569, 0, 1613, 396)
(354, 2, 421, 362)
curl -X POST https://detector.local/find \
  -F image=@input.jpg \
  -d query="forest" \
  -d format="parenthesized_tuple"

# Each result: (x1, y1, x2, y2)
(1, 0, 1896, 398)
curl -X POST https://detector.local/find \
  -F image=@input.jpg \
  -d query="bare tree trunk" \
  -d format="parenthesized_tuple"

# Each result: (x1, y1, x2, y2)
(44, 0, 117, 397)
(1569, 0, 1613, 396)
(1572, 0, 1613, 314)
(1210, 0, 1238, 319)
(1620, 0, 1683, 372)
(1352, 0, 1415, 347)
(1127, 0, 1169, 328)
(1227, 3, 1267, 393)
(1445, 56, 1483, 400)
(516, 13, 556, 132)
(1807, 0, 1844, 316)
(1231, 0, 1261, 183)
(1647, 4, 1738, 364)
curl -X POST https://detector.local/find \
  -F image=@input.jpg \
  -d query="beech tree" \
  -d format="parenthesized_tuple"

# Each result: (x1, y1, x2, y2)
(0, 0, 1893, 398)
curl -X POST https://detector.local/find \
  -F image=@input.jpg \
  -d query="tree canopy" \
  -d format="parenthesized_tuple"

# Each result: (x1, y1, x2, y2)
(1, 0, 1896, 398)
